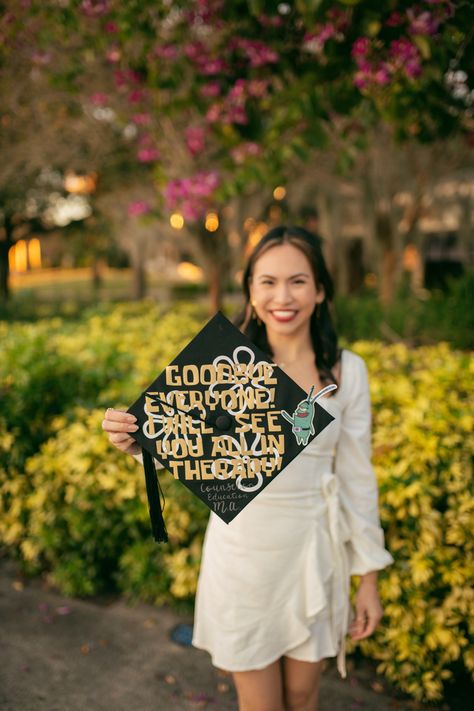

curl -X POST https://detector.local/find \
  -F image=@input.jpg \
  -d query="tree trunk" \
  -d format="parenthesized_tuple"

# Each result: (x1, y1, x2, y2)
(0, 214, 14, 304)
(207, 261, 222, 313)
(195, 219, 230, 313)
(375, 206, 397, 306)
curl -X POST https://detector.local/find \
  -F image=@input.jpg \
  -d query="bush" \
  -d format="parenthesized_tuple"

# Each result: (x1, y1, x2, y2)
(334, 270, 474, 349)
(0, 303, 472, 702)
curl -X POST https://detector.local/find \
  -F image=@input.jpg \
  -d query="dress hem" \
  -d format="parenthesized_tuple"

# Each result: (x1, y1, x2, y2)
(191, 635, 340, 675)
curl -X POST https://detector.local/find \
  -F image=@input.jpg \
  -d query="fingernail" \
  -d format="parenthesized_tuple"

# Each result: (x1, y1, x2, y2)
(127, 415, 137, 422)
(131, 425, 139, 431)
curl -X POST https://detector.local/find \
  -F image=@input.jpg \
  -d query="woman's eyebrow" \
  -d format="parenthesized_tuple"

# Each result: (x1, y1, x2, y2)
(256, 272, 310, 280)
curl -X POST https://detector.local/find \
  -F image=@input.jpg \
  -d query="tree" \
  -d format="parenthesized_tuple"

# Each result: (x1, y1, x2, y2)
(4, 0, 472, 308)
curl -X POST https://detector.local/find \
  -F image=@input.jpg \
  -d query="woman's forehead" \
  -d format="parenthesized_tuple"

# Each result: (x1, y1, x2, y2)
(252, 243, 312, 276)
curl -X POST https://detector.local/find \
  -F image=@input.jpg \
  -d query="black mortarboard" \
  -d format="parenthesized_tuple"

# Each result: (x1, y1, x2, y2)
(127, 312, 336, 542)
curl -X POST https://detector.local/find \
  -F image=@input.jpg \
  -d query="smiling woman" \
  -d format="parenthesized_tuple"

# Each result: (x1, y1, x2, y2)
(102, 225, 394, 711)
(191, 225, 394, 711)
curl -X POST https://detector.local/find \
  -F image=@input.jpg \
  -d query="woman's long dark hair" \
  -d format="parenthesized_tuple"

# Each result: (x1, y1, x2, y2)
(234, 225, 342, 396)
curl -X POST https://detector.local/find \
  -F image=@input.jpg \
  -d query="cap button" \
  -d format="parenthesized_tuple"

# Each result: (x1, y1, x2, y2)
(215, 414, 232, 431)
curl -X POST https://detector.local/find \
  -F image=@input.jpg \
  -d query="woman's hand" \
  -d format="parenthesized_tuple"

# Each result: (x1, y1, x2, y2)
(102, 408, 141, 456)
(348, 577, 384, 641)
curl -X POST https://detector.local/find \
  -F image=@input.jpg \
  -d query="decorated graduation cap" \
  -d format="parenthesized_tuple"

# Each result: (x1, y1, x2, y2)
(127, 311, 336, 542)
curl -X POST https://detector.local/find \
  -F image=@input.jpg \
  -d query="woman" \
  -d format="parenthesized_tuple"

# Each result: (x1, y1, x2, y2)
(103, 225, 394, 711)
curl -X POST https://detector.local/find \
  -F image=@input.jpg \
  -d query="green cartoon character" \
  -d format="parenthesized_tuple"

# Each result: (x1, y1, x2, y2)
(281, 384, 337, 445)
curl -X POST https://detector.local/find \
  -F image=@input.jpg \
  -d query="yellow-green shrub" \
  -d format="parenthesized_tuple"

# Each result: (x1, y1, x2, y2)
(1, 304, 472, 702)
(345, 340, 473, 702)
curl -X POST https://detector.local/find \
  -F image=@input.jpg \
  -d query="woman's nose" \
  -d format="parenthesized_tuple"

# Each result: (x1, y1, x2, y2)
(273, 283, 293, 304)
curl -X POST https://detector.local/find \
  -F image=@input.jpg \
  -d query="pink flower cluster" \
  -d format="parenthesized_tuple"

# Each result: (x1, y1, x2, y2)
(230, 142, 262, 165)
(80, 0, 109, 18)
(132, 113, 152, 126)
(114, 69, 141, 89)
(185, 0, 224, 27)
(352, 35, 422, 89)
(199, 82, 221, 98)
(387, 2, 453, 34)
(184, 41, 229, 75)
(389, 38, 422, 78)
(407, 8, 440, 35)
(303, 24, 335, 54)
(153, 45, 178, 60)
(164, 171, 220, 221)
(228, 38, 279, 68)
(128, 201, 151, 217)
(205, 78, 269, 126)
(137, 134, 161, 163)
(185, 126, 207, 156)
(90, 92, 108, 106)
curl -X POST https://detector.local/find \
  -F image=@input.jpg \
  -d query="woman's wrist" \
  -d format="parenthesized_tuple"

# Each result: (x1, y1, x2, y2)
(359, 571, 378, 587)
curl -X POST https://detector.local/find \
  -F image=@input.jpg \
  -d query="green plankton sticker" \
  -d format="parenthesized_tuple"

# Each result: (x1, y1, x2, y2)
(281, 384, 337, 446)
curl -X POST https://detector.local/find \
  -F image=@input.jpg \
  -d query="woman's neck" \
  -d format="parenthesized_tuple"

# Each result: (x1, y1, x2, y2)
(267, 326, 315, 366)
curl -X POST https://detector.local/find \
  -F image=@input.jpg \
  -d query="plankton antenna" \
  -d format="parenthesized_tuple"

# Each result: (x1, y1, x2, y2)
(310, 384, 338, 402)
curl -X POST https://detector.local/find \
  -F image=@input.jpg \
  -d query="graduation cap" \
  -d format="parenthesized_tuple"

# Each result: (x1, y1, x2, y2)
(127, 311, 336, 542)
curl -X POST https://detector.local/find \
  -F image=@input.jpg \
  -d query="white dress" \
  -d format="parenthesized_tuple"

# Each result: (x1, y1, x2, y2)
(191, 349, 394, 677)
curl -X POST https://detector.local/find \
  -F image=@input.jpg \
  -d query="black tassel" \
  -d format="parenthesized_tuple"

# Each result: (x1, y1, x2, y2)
(142, 448, 168, 543)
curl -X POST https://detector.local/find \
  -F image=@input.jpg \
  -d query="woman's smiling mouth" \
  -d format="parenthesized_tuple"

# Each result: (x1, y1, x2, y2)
(270, 310, 298, 322)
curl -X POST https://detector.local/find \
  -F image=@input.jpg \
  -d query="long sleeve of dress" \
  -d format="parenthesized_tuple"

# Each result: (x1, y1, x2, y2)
(334, 353, 394, 576)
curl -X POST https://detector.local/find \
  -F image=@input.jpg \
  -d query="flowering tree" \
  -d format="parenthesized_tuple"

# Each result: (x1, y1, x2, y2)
(2, 0, 472, 307)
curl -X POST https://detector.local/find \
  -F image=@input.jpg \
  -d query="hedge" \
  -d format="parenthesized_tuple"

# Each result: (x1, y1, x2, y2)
(0, 303, 472, 702)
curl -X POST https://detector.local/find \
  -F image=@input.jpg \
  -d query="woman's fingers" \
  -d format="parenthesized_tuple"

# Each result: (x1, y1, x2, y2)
(109, 432, 136, 444)
(102, 408, 137, 433)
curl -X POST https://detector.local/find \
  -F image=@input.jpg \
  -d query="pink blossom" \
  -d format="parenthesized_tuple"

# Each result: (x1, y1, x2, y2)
(386, 11, 404, 27)
(106, 46, 121, 63)
(231, 38, 279, 67)
(132, 113, 152, 125)
(164, 171, 220, 221)
(137, 148, 161, 162)
(389, 37, 423, 79)
(136, 135, 160, 162)
(247, 79, 269, 97)
(374, 66, 391, 85)
(223, 105, 248, 125)
(351, 37, 370, 58)
(205, 103, 222, 123)
(407, 9, 439, 35)
(353, 72, 368, 89)
(405, 58, 422, 78)
(199, 82, 221, 98)
(185, 126, 206, 155)
(127, 89, 144, 104)
(228, 79, 246, 100)
(128, 201, 151, 217)
(105, 21, 118, 33)
(80, 0, 109, 18)
(230, 142, 262, 164)
(31, 50, 51, 65)
(114, 69, 141, 89)
(90, 92, 108, 106)
(184, 41, 207, 61)
(258, 14, 284, 28)
(201, 58, 229, 75)
(154, 45, 178, 60)
(303, 24, 335, 54)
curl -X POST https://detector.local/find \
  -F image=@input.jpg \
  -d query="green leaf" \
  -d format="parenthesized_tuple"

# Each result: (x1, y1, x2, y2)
(413, 35, 432, 60)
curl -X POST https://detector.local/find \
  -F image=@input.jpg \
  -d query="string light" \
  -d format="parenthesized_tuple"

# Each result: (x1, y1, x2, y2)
(273, 186, 286, 200)
(205, 212, 219, 232)
(170, 212, 184, 229)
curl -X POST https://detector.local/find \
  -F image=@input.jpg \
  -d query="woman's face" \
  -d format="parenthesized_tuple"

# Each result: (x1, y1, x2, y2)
(249, 243, 325, 336)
